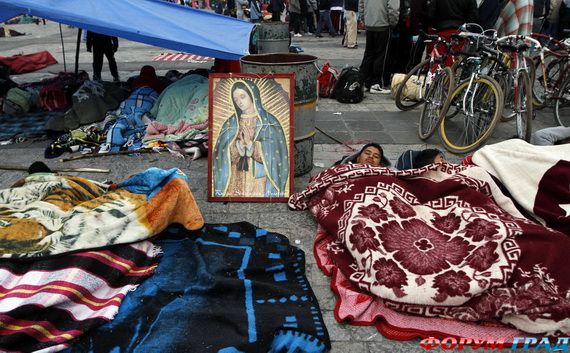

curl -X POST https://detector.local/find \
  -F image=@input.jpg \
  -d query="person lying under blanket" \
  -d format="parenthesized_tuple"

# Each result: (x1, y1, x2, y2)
(334, 143, 391, 167)
(396, 149, 446, 170)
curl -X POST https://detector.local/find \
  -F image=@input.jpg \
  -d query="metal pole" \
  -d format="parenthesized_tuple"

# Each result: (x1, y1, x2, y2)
(58, 23, 67, 72)
(75, 28, 82, 75)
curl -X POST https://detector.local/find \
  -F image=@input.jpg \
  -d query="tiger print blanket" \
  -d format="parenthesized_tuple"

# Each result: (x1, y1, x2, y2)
(289, 163, 570, 336)
(0, 168, 204, 258)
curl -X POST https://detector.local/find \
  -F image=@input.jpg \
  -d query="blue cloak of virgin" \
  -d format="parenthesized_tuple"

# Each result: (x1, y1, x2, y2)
(213, 80, 289, 197)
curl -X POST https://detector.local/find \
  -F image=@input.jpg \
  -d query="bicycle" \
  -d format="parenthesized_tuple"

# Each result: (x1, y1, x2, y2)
(438, 42, 503, 154)
(490, 35, 542, 142)
(529, 33, 570, 112)
(394, 31, 454, 114)
(554, 72, 570, 126)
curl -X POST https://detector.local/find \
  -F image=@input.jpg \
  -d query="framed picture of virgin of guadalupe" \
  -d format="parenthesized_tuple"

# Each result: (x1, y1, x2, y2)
(208, 73, 295, 202)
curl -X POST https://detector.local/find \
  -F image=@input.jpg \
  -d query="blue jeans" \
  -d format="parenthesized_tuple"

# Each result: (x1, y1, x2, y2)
(316, 10, 336, 35)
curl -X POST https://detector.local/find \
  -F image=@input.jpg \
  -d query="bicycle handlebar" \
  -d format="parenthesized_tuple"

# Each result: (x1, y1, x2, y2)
(496, 35, 542, 49)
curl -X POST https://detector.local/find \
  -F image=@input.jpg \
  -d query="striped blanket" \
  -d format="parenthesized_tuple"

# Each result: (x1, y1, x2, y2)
(0, 241, 160, 353)
(0, 168, 204, 258)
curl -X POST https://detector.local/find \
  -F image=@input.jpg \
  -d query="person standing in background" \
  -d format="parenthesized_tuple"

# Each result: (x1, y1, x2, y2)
(343, 0, 359, 48)
(383, 0, 412, 83)
(269, 0, 285, 21)
(407, 0, 428, 70)
(330, 0, 344, 35)
(86, 31, 120, 82)
(236, 0, 249, 20)
(425, 0, 478, 65)
(250, 0, 263, 22)
(227, 0, 237, 16)
(559, 0, 570, 38)
(289, 0, 303, 36)
(316, 0, 339, 37)
(359, 0, 400, 94)
(306, 0, 318, 34)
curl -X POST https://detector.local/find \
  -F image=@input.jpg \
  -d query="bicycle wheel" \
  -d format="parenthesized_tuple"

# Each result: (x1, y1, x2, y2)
(418, 67, 455, 140)
(395, 59, 432, 111)
(496, 73, 515, 121)
(501, 57, 535, 121)
(439, 75, 503, 154)
(515, 71, 533, 141)
(533, 53, 568, 110)
(555, 76, 570, 127)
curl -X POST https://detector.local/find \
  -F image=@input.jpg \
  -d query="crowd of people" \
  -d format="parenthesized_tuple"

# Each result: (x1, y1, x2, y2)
(165, 0, 569, 95)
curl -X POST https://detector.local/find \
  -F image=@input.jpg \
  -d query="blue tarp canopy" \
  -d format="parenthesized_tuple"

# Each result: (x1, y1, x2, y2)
(0, 0, 255, 60)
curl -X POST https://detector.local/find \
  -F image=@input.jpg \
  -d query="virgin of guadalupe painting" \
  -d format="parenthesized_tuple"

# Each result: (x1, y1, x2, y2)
(208, 74, 294, 202)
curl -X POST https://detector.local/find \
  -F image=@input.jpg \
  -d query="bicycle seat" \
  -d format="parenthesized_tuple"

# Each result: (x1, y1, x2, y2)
(498, 42, 529, 52)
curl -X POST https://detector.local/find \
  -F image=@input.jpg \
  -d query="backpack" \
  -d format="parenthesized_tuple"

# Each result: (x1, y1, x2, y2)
(2, 87, 32, 115)
(333, 66, 364, 104)
(317, 62, 339, 98)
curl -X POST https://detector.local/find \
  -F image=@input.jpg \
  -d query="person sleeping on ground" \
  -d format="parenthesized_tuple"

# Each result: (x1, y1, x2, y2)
(395, 149, 445, 170)
(334, 143, 391, 167)
(288, 140, 570, 336)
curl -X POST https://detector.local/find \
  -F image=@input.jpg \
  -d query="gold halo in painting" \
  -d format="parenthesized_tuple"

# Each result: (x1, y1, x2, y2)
(211, 77, 291, 151)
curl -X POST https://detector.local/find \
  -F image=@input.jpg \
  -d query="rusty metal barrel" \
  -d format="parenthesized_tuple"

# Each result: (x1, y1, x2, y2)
(240, 53, 318, 176)
(257, 22, 291, 54)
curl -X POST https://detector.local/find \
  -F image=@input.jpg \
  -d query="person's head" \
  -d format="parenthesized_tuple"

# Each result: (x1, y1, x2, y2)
(413, 149, 445, 168)
(355, 143, 387, 167)
(28, 161, 52, 175)
(139, 65, 158, 79)
(231, 81, 256, 115)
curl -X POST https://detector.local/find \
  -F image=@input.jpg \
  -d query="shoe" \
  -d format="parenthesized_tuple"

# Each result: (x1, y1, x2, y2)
(113, 76, 120, 83)
(369, 84, 391, 94)
(315, 33, 323, 38)
(347, 45, 358, 49)
(99, 143, 111, 154)
(294, 33, 302, 37)
(306, 32, 313, 36)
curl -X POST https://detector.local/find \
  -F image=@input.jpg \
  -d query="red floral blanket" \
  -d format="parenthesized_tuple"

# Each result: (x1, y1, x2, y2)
(289, 163, 570, 336)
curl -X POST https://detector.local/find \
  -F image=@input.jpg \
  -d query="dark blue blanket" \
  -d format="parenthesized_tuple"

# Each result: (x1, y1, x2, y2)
(0, 111, 62, 140)
(65, 222, 330, 353)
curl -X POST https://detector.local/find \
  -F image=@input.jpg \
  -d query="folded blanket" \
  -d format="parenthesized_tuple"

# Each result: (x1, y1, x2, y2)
(0, 240, 160, 353)
(472, 139, 570, 235)
(0, 168, 204, 258)
(289, 163, 570, 335)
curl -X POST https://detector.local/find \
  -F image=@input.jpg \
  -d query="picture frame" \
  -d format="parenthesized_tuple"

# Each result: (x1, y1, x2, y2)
(208, 73, 295, 202)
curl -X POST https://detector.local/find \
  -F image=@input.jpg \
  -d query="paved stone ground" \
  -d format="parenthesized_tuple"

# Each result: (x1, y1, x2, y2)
(0, 21, 551, 352)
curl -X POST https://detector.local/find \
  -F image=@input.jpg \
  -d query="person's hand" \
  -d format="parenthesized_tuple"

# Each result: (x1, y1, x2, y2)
(241, 128, 252, 146)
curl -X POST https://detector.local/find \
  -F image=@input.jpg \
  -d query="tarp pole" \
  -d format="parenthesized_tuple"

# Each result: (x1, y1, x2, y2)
(59, 23, 67, 72)
(74, 28, 82, 75)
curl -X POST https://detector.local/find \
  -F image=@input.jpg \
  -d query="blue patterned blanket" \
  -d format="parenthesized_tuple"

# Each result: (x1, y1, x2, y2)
(0, 111, 63, 140)
(64, 222, 330, 353)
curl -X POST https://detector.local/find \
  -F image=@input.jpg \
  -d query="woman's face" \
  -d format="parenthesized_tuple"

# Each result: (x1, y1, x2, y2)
(434, 153, 445, 163)
(356, 146, 382, 167)
(232, 88, 254, 114)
